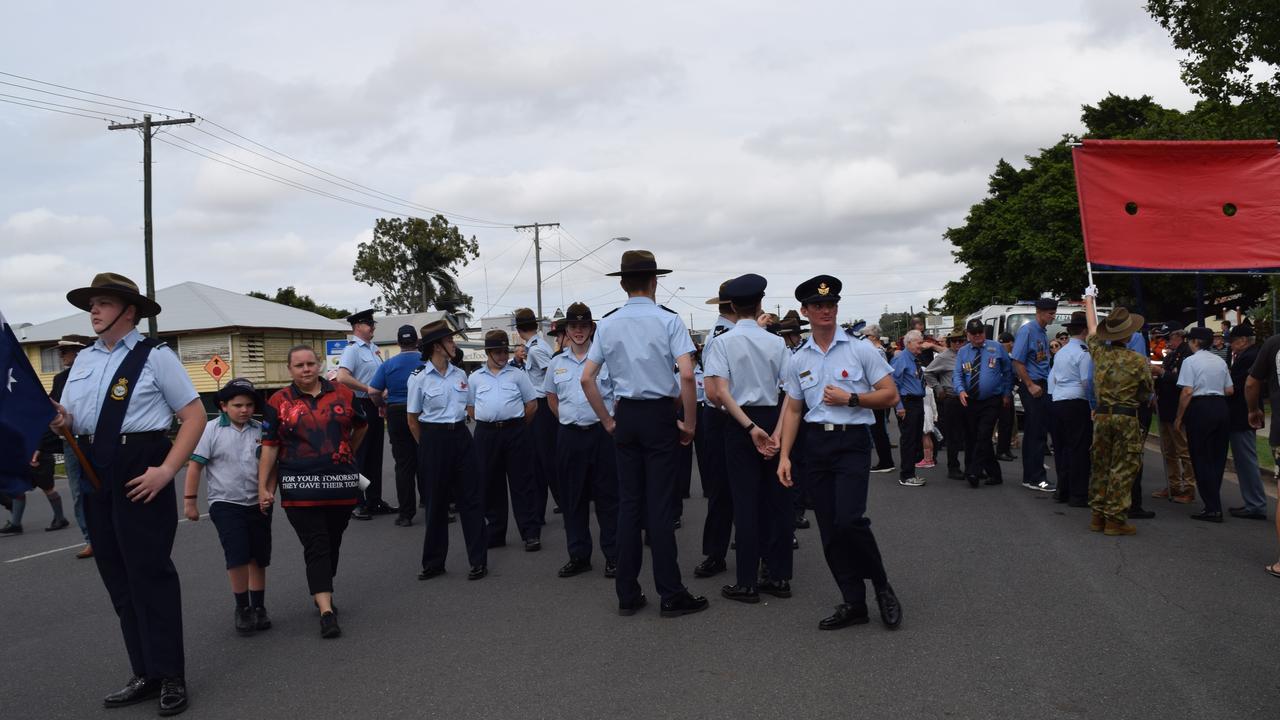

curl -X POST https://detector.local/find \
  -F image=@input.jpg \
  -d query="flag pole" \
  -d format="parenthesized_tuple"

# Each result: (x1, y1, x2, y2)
(57, 427, 100, 491)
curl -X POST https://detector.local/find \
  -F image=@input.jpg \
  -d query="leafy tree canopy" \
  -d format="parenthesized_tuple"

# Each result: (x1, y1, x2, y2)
(353, 215, 480, 314)
(247, 286, 350, 319)
(1147, 0, 1280, 101)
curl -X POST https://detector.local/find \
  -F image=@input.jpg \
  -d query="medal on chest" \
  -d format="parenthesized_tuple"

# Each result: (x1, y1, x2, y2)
(110, 377, 129, 401)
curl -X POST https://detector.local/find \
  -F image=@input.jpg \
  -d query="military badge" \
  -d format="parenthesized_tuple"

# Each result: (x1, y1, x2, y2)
(109, 377, 129, 401)
(817, 283, 830, 296)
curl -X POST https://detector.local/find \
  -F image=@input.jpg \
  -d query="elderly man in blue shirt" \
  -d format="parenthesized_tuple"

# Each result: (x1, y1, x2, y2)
(954, 319, 1013, 488)
(890, 330, 928, 488)
(1048, 312, 1094, 507)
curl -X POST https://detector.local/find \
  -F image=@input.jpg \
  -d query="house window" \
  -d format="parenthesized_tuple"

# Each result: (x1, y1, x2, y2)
(178, 335, 232, 364)
(40, 346, 60, 373)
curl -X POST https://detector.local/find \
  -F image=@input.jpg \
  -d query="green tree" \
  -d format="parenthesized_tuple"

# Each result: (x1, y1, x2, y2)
(353, 215, 480, 314)
(1147, 0, 1280, 101)
(247, 286, 350, 319)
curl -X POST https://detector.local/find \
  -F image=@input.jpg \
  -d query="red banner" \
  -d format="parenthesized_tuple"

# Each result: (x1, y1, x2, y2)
(1072, 140, 1280, 271)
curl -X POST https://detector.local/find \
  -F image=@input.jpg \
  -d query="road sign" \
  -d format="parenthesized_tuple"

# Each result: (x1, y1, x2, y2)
(925, 315, 954, 330)
(204, 355, 230, 384)
(326, 339, 349, 371)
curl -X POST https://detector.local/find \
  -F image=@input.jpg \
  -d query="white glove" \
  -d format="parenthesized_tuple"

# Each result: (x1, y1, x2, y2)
(1084, 284, 1098, 299)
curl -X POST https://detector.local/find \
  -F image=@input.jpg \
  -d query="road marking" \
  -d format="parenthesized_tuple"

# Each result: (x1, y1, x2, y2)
(4, 513, 209, 564)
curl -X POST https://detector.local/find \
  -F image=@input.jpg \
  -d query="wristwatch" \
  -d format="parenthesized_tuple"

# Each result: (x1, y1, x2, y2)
(847, 393, 860, 408)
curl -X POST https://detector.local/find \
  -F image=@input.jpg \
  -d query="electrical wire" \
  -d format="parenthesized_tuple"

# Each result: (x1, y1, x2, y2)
(0, 79, 150, 118)
(0, 92, 135, 120)
(481, 242, 535, 317)
(0, 96, 116, 122)
(0, 70, 188, 115)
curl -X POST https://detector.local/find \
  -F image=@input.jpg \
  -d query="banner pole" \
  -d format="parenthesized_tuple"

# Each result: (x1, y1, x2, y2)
(57, 427, 101, 491)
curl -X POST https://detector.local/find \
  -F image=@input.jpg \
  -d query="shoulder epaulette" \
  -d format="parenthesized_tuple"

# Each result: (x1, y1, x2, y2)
(659, 305, 676, 314)
(552, 348, 565, 358)
(410, 365, 425, 377)
(602, 307, 620, 318)
(713, 326, 730, 337)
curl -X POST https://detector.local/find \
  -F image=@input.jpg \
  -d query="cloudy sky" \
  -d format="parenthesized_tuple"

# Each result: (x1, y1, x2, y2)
(0, 0, 1197, 330)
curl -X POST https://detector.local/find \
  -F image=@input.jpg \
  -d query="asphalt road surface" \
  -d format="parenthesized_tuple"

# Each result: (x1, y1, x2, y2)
(3, 431, 1279, 720)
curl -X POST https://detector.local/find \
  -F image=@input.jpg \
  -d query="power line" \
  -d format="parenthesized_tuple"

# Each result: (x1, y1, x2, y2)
(0, 79, 150, 118)
(0, 92, 135, 120)
(0, 96, 116, 122)
(0, 70, 188, 115)
(481, 241, 535, 317)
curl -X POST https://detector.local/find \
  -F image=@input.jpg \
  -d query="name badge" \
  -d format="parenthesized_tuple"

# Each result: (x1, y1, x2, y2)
(987, 357, 996, 369)
(798, 369, 818, 390)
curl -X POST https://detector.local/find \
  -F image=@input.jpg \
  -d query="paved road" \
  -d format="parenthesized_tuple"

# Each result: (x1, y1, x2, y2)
(3, 433, 1279, 720)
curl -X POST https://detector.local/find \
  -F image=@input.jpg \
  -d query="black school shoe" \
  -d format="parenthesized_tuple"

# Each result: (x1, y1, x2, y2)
(253, 607, 272, 631)
(875, 585, 903, 629)
(467, 565, 488, 580)
(758, 579, 792, 598)
(524, 538, 542, 552)
(157, 678, 188, 717)
(720, 584, 760, 604)
(320, 611, 341, 638)
(693, 557, 726, 578)
(235, 606, 255, 635)
(418, 566, 445, 580)
(618, 593, 648, 616)
(557, 557, 592, 578)
(103, 676, 160, 708)
(660, 591, 710, 618)
(819, 603, 870, 630)
(604, 561, 617, 579)
(1190, 511, 1224, 523)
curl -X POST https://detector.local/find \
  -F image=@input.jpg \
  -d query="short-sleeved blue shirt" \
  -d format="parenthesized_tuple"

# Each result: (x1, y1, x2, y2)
(61, 329, 199, 435)
(702, 320, 789, 407)
(338, 336, 383, 398)
(544, 348, 615, 425)
(1011, 321, 1051, 381)
(586, 297, 696, 400)
(405, 361, 470, 423)
(1178, 349, 1231, 397)
(468, 364, 536, 421)
(369, 350, 423, 405)
(782, 332, 892, 425)
(952, 340, 1012, 400)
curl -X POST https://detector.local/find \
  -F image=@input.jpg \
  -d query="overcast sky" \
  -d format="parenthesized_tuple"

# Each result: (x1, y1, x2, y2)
(0, 0, 1198, 330)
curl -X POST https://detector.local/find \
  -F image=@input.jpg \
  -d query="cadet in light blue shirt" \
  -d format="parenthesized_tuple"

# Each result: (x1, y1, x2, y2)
(1177, 344, 1232, 396)
(337, 309, 384, 399)
(468, 356, 538, 421)
(545, 344, 615, 425)
(62, 329, 200, 436)
(703, 318, 790, 408)
(406, 360, 470, 423)
(1048, 312, 1095, 505)
(586, 298, 696, 401)
(1049, 338, 1094, 404)
(337, 308, 388, 517)
(1175, 326, 1234, 518)
(513, 306, 558, 526)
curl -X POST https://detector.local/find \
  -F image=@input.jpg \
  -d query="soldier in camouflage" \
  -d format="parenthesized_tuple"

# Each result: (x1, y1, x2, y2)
(1083, 288, 1153, 536)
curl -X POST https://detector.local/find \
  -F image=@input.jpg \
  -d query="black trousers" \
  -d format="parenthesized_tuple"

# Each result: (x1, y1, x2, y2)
(1131, 402, 1153, 511)
(613, 398, 686, 604)
(557, 423, 619, 564)
(355, 397, 386, 507)
(725, 406, 792, 587)
(283, 505, 352, 595)
(1018, 380, 1050, 484)
(1051, 399, 1092, 503)
(870, 409, 894, 467)
(418, 424, 487, 570)
(698, 405, 733, 561)
(897, 396, 925, 479)
(996, 399, 1015, 456)
(1185, 396, 1230, 513)
(964, 396, 1004, 483)
(941, 393, 966, 471)
(531, 397, 560, 519)
(804, 425, 889, 606)
(385, 404, 418, 519)
(791, 420, 810, 513)
(84, 435, 184, 679)
(474, 421, 542, 544)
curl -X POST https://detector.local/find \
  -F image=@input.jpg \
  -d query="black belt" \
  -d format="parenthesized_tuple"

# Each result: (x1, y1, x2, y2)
(805, 422, 867, 432)
(419, 421, 466, 430)
(475, 419, 523, 429)
(561, 422, 599, 431)
(1095, 404, 1137, 416)
(1189, 395, 1225, 402)
(76, 430, 167, 446)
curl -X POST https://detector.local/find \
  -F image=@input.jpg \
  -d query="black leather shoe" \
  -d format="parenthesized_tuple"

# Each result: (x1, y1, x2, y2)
(319, 611, 341, 638)
(1128, 508, 1156, 519)
(552, 506, 562, 514)
(467, 565, 488, 580)
(758, 579, 792, 598)
(966, 475, 979, 488)
(418, 566, 445, 580)
(158, 678, 188, 716)
(103, 676, 160, 708)
(618, 593, 647, 616)
(996, 452, 1017, 461)
(447, 513, 457, 524)
(1190, 510, 1224, 523)
(253, 607, 272, 631)
(46, 517, 70, 531)
(660, 592, 710, 618)
(794, 513, 810, 529)
(721, 584, 760, 604)
(819, 603, 870, 630)
(604, 561, 617, 579)
(524, 538, 542, 552)
(693, 557, 726, 578)
(1229, 507, 1268, 520)
(394, 516, 413, 527)
(875, 585, 903, 629)
(983, 477, 1003, 485)
(235, 606, 255, 635)
(350, 505, 371, 521)
(792, 535, 800, 550)
(370, 502, 399, 515)
(0, 522, 22, 535)
(557, 557, 592, 578)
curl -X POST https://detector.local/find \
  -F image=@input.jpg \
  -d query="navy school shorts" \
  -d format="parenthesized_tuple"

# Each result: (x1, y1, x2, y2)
(208, 501, 273, 569)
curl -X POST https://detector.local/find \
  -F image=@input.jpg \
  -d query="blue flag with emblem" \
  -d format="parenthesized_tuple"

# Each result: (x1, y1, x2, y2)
(0, 311, 55, 497)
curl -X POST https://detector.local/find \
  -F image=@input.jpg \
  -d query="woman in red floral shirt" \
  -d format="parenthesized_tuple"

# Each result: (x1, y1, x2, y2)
(258, 345, 367, 639)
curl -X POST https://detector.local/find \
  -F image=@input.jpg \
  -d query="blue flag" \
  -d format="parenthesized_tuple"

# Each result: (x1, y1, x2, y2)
(0, 313, 55, 497)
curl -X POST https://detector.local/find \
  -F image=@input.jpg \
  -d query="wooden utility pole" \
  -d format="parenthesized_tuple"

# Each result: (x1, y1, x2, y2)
(109, 113, 195, 337)
(513, 222, 560, 322)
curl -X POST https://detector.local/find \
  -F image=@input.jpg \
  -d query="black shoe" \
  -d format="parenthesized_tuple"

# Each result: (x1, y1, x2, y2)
(660, 591, 710, 618)
(604, 561, 617, 579)
(996, 452, 1017, 461)
(948, 469, 964, 480)
(418, 566, 445, 580)
(524, 538, 542, 552)
(103, 676, 160, 708)
(966, 475, 979, 488)
(394, 516, 413, 527)
(557, 557, 592, 578)
(0, 522, 22, 535)
(618, 593, 648, 616)
(1229, 507, 1268, 520)
(45, 517, 70, 532)
(447, 513, 457, 524)
(253, 607, 272, 631)
(792, 535, 800, 550)
(1128, 508, 1156, 519)
(875, 585, 903, 629)
(819, 603, 870, 630)
(721, 584, 760, 604)
(157, 678, 188, 717)
(350, 505, 371, 521)
(759, 579, 792, 598)
(320, 611, 341, 638)
(983, 477, 1003, 485)
(370, 502, 399, 515)
(1190, 510, 1224, 523)
(794, 513, 810, 529)
(235, 606, 255, 635)
(467, 565, 488, 580)
(553, 506, 562, 514)
(693, 557, 726, 578)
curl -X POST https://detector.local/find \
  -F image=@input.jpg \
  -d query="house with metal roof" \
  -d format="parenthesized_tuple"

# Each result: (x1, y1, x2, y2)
(20, 281, 350, 396)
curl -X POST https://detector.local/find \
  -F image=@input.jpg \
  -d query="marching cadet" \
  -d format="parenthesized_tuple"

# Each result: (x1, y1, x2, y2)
(543, 302, 619, 578)
(581, 249, 708, 617)
(694, 281, 737, 579)
(1082, 291, 1153, 535)
(1048, 312, 1094, 507)
(468, 329, 543, 551)
(49, 273, 203, 716)
(1175, 326, 1233, 523)
(702, 274, 793, 604)
(408, 320, 488, 580)
(776, 275, 902, 631)
(337, 309, 393, 520)
(1011, 298, 1057, 493)
(953, 319, 1013, 488)
(513, 307, 560, 521)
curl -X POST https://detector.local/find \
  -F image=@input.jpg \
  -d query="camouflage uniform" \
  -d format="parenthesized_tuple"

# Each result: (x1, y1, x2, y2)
(1088, 335, 1154, 522)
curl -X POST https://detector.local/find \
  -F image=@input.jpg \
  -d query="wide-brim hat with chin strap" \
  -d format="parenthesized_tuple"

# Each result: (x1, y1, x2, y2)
(606, 249, 671, 277)
(705, 280, 732, 305)
(484, 329, 514, 352)
(56, 334, 96, 350)
(418, 319, 463, 347)
(1095, 307, 1144, 342)
(563, 302, 593, 324)
(1063, 311, 1088, 333)
(66, 273, 161, 318)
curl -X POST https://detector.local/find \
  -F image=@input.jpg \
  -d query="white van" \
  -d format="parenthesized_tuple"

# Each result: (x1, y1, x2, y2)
(964, 301, 1109, 341)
